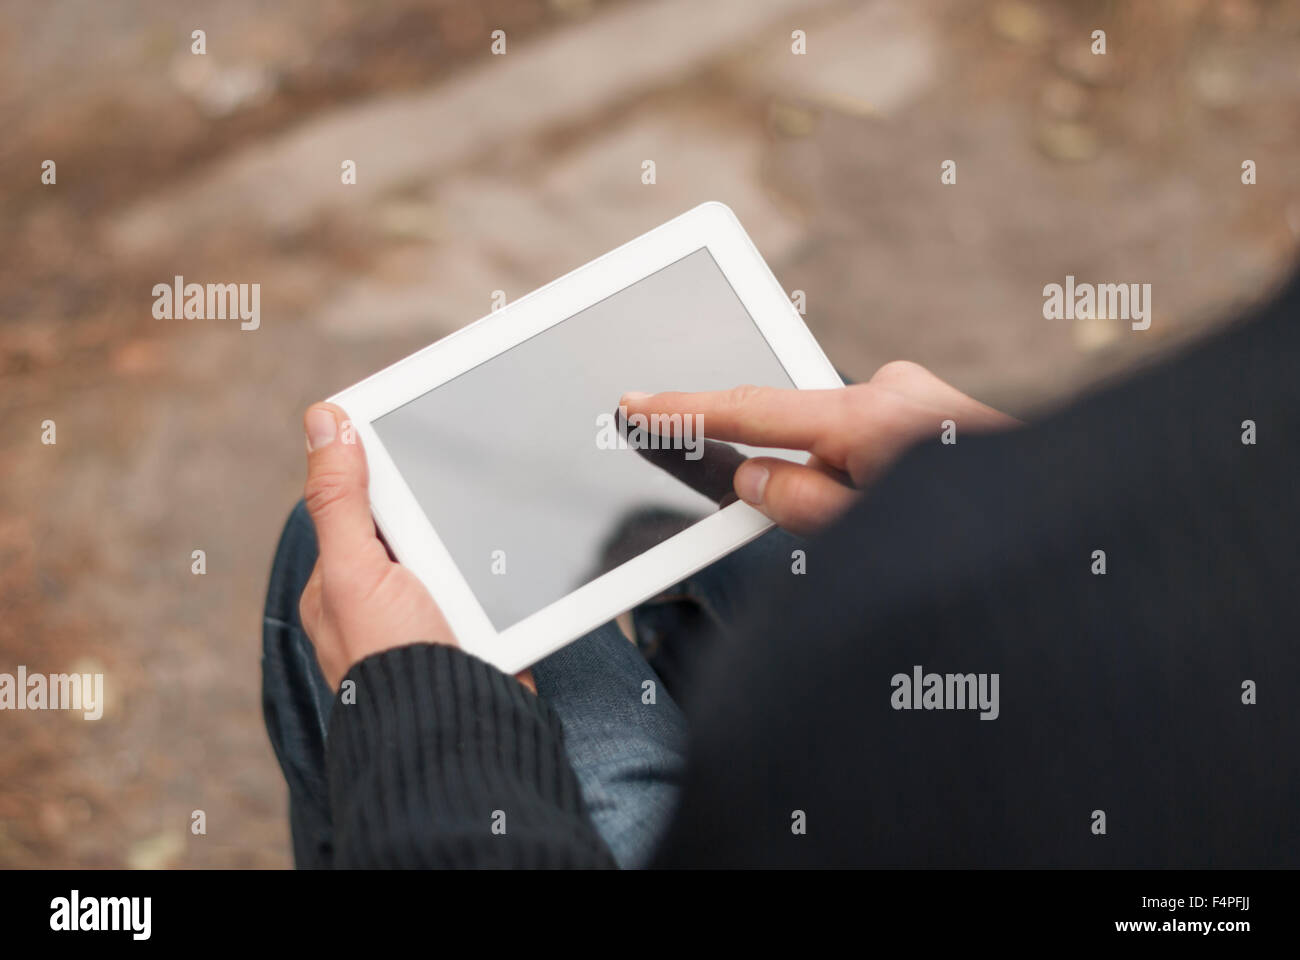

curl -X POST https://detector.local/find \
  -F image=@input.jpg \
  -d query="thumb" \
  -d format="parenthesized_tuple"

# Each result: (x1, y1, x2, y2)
(734, 457, 858, 536)
(303, 403, 381, 566)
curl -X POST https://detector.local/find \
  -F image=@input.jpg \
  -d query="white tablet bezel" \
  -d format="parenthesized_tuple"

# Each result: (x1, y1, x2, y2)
(329, 202, 843, 674)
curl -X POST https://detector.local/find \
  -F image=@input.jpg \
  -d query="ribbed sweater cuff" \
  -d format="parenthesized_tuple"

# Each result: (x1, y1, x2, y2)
(325, 643, 615, 868)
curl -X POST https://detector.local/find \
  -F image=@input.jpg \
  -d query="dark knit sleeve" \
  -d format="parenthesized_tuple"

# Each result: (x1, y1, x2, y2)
(325, 643, 616, 868)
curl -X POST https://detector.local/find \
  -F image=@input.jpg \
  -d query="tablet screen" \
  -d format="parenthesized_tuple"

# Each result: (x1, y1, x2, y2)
(373, 247, 798, 631)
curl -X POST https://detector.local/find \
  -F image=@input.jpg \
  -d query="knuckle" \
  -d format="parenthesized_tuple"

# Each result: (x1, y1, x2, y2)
(303, 470, 353, 519)
(871, 359, 928, 386)
(727, 383, 767, 409)
(771, 466, 822, 513)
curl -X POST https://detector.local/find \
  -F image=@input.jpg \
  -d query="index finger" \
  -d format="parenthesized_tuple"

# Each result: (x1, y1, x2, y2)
(619, 385, 850, 453)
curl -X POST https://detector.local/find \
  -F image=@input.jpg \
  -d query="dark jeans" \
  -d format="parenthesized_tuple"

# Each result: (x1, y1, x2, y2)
(261, 500, 796, 867)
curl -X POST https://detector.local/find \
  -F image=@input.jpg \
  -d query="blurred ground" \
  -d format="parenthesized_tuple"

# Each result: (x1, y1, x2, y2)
(1, 0, 1298, 867)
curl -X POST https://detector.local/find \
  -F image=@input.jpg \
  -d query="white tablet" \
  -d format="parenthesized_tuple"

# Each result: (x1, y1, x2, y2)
(329, 202, 842, 674)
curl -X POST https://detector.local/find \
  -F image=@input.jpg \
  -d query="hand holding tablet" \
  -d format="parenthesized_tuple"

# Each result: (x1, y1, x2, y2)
(322, 203, 843, 674)
(299, 402, 460, 691)
(299, 205, 1019, 681)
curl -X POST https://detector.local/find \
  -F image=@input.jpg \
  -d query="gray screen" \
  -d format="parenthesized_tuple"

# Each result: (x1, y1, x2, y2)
(373, 247, 797, 630)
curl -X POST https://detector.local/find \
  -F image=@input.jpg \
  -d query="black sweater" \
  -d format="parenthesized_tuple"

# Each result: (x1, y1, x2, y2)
(326, 273, 1300, 868)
